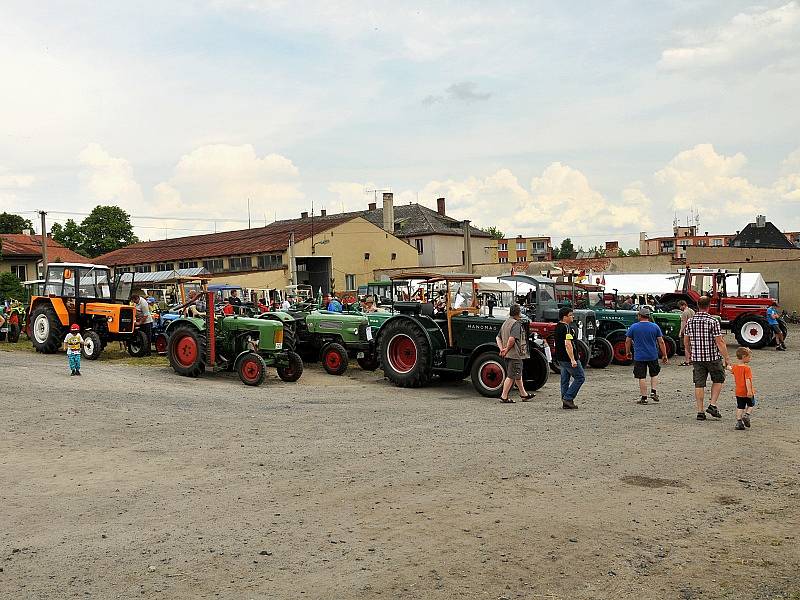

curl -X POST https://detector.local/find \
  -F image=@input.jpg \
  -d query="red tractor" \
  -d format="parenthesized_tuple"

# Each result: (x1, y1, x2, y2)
(659, 268, 785, 349)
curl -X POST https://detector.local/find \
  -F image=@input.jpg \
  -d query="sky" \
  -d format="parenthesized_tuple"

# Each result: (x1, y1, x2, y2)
(1, 0, 799, 250)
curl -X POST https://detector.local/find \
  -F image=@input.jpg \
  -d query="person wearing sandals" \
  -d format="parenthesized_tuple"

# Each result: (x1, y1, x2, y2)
(496, 304, 534, 403)
(625, 307, 669, 405)
(678, 300, 695, 366)
(684, 296, 730, 421)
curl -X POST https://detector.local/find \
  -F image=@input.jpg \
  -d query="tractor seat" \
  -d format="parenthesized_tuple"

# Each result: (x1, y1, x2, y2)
(393, 301, 422, 315)
(420, 302, 435, 317)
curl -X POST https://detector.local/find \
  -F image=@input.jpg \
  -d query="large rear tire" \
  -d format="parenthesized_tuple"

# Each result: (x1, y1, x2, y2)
(379, 319, 432, 388)
(81, 330, 103, 360)
(662, 335, 677, 358)
(167, 324, 207, 377)
(734, 316, 771, 349)
(588, 337, 613, 369)
(277, 351, 304, 382)
(608, 331, 632, 365)
(236, 352, 266, 386)
(321, 342, 349, 375)
(30, 305, 63, 354)
(470, 351, 507, 397)
(523, 348, 549, 392)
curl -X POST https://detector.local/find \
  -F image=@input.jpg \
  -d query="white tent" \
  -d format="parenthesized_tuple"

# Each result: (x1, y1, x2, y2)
(593, 272, 770, 298)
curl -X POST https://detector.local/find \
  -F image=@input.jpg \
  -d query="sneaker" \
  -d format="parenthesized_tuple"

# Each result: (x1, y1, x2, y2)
(70, 370, 76, 376)
(650, 391, 660, 403)
(636, 397, 648, 405)
(696, 412, 707, 421)
(76, 370, 81, 376)
(706, 405, 722, 419)
(735, 420, 746, 430)
(776, 346, 785, 351)
(562, 399, 578, 409)
(742, 414, 751, 428)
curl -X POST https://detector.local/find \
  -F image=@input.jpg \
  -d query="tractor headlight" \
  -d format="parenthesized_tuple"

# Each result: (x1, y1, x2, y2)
(107, 316, 114, 322)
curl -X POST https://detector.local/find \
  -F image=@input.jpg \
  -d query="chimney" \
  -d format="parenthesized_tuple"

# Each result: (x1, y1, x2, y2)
(301, 211, 308, 219)
(382, 192, 394, 233)
(22, 228, 31, 236)
(436, 197, 446, 216)
(368, 202, 377, 211)
(320, 209, 326, 217)
(462, 220, 473, 272)
(756, 215, 766, 228)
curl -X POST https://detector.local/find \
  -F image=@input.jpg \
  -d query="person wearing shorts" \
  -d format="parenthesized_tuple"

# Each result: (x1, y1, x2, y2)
(625, 307, 668, 405)
(496, 304, 533, 403)
(730, 347, 756, 431)
(684, 296, 731, 420)
(766, 302, 786, 350)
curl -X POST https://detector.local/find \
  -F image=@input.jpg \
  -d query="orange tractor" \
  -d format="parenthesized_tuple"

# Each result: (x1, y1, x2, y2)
(28, 263, 142, 360)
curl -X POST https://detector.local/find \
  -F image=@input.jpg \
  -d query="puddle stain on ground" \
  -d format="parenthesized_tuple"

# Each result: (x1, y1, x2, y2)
(621, 475, 687, 489)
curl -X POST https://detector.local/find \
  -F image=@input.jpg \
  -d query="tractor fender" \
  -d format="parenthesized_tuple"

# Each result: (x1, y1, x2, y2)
(29, 297, 70, 326)
(259, 311, 295, 324)
(165, 317, 206, 335)
(375, 314, 440, 370)
(659, 292, 696, 311)
(467, 343, 502, 371)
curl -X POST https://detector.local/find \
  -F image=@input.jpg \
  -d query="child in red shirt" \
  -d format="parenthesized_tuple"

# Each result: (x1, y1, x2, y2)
(729, 347, 755, 431)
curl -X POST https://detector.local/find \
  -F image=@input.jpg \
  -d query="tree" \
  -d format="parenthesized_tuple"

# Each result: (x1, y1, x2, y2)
(0, 272, 25, 301)
(79, 205, 139, 257)
(626, 248, 641, 256)
(50, 219, 85, 253)
(587, 245, 606, 258)
(557, 238, 576, 259)
(0, 212, 33, 234)
(484, 226, 504, 240)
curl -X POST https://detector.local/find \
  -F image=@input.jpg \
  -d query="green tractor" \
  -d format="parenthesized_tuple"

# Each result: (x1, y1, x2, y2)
(592, 305, 682, 366)
(377, 272, 550, 397)
(166, 291, 303, 386)
(281, 297, 381, 375)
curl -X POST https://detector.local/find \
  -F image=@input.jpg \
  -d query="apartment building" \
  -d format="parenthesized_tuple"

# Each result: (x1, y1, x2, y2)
(496, 235, 552, 263)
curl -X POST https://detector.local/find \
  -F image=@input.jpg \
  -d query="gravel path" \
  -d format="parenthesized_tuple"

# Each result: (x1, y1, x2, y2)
(2, 333, 799, 599)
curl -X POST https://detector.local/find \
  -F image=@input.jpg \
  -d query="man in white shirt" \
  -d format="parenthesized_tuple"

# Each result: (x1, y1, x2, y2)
(130, 292, 154, 356)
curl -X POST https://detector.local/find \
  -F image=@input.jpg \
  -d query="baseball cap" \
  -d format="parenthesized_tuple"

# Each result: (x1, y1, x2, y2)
(638, 307, 651, 317)
(70, 323, 80, 331)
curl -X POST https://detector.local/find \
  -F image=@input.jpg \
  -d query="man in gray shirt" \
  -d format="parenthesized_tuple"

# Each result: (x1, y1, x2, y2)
(130, 292, 154, 356)
(496, 304, 534, 403)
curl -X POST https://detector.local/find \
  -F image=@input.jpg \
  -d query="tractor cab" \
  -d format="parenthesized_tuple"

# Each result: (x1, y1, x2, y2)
(499, 275, 560, 322)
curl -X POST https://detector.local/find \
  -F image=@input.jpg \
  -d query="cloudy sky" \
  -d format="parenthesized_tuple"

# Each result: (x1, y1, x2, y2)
(2, 1, 799, 249)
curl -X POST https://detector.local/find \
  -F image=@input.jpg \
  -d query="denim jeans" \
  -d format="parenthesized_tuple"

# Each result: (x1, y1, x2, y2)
(559, 361, 585, 401)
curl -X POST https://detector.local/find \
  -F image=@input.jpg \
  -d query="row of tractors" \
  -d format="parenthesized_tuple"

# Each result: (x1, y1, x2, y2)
(19, 263, 787, 397)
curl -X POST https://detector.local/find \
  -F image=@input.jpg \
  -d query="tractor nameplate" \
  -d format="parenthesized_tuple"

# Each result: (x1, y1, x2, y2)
(465, 323, 499, 331)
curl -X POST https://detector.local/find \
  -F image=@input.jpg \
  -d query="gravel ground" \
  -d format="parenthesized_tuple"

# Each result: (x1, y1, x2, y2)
(1, 330, 799, 600)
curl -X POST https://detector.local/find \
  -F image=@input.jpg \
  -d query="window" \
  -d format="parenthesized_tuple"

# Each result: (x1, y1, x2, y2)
(228, 256, 253, 272)
(391, 253, 397, 260)
(697, 239, 706, 246)
(712, 238, 723, 247)
(531, 241, 546, 252)
(766, 282, 779, 302)
(203, 259, 224, 273)
(499, 257, 508, 263)
(134, 265, 151, 273)
(11, 265, 26, 281)
(414, 238, 424, 254)
(516, 241, 526, 250)
(156, 262, 174, 272)
(498, 243, 508, 251)
(116, 266, 132, 274)
(257, 254, 282, 270)
(345, 274, 356, 290)
(178, 261, 198, 269)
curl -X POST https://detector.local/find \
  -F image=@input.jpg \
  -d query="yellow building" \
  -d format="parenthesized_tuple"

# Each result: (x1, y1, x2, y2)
(96, 214, 420, 294)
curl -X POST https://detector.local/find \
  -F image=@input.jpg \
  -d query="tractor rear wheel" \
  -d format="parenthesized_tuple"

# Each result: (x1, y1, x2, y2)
(321, 342, 349, 375)
(236, 351, 267, 386)
(167, 324, 207, 377)
(550, 338, 590, 374)
(523, 348, 549, 392)
(767, 321, 788, 347)
(7, 323, 20, 343)
(608, 331, 632, 365)
(126, 330, 150, 357)
(470, 351, 506, 397)
(81, 330, 103, 360)
(277, 351, 304, 382)
(588, 337, 613, 369)
(30, 305, 63, 353)
(734, 316, 771, 349)
(663, 335, 677, 358)
(356, 354, 380, 371)
(380, 319, 432, 388)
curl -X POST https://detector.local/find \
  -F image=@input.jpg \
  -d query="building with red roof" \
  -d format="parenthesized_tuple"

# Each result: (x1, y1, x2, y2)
(1, 232, 93, 282)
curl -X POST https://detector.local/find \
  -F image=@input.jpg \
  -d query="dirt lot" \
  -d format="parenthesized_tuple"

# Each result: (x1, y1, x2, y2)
(2, 331, 799, 600)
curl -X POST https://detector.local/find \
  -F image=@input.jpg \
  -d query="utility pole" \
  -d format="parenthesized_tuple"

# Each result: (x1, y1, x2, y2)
(288, 232, 297, 286)
(39, 210, 48, 272)
(247, 198, 251, 229)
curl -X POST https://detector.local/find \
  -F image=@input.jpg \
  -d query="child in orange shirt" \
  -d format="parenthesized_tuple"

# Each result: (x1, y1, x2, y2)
(730, 347, 755, 431)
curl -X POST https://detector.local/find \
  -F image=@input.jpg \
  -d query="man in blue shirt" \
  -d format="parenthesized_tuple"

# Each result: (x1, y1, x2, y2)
(766, 302, 786, 350)
(324, 293, 343, 312)
(625, 307, 669, 405)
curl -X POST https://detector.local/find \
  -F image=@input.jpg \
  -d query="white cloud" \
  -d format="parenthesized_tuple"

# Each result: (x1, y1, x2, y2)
(78, 143, 144, 208)
(659, 2, 800, 72)
(0, 168, 34, 189)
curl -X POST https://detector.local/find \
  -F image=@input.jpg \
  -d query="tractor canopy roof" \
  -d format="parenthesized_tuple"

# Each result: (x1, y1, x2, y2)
(208, 284, 244, 291)
(500, 274, 555, 285)
(49, 262, 109, 269)
(389, 271, 478, 283)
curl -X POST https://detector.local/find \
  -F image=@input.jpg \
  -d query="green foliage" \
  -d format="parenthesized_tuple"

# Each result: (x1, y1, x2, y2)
(0, 272, 25, 301)
(78, 206, 139, 257)
(626, 248, 641, 256)
(50, 219, 85, 253)
(558, 238, 576, 259)
(484, 226, 504, 240)
(0, 212, 33, 234)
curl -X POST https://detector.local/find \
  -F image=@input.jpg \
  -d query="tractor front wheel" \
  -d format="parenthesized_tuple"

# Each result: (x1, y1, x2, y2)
(588, 337, 613, 368)
(356, 353, 380, 371)
(470, 351, 507, 397)
(608, 332, 632, 366)
(236, 352, 267, 386)
(379, 319, 432, 388)
(7, 322, 21, 343)
(167, 324, 206, 377)
(277, 351, 304, 382)
(321, 342, 349, 375)
(30, 305, 63, 353)
(126, 330, 150, 357)
(734, 316, 771, 349)
(663, 335, 677, 358)
(523, 348, 549, 391)
(153, 333, 169, 355)
(81, 331, 103, 360)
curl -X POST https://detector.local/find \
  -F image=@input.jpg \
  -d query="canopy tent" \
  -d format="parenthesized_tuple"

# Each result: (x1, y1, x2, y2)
(117, 267, 209, 284)
(475, 278, 514, 294)
(592, 272, 770, 298)
(722, 273, 769, 297)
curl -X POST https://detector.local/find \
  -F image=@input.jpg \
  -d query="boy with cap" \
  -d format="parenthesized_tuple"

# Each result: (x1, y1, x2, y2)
(625, 307, 669, 404)
(62, 324, 85, 376)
